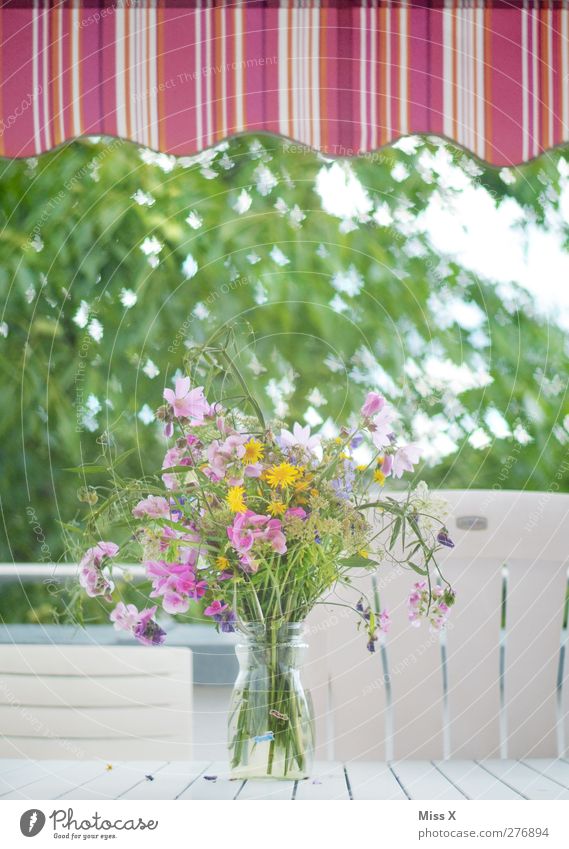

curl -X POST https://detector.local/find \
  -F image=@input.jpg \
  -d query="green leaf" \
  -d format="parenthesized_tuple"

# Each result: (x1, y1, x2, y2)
(338, 555, 379, 569)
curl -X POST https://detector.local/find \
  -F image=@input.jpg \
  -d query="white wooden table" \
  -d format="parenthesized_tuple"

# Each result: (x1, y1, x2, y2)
(1, 759, 569, 800)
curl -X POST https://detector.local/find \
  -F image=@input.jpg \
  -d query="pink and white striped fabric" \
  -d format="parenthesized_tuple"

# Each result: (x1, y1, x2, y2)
(0, 1, 568, 165)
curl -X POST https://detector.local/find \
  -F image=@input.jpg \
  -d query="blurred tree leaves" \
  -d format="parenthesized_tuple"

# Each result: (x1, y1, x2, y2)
(0, 133, 568, 564)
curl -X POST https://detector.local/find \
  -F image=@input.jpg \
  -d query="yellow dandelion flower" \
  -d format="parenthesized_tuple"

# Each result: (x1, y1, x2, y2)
(268, 501, 287, 517)
(334, 437, 343, 444)
(310, 488, 319, 497)
(294, 479, 310, 492)
(216, 556, 229, 570)
(374, 469, 386, 485)
(265, 462, 301, 489)
(243, 438, 264, 465)
(227, 486, 246, 512)
(376, 456, 385, 466)
(358, 550, 369, 559)
(356, 464, 367, 472)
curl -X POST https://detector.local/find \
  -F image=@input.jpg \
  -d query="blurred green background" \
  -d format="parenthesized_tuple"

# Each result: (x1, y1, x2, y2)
(1, 133, 568, 622)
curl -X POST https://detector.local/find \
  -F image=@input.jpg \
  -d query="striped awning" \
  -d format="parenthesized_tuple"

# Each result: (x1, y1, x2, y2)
(0, 1, 567, 165)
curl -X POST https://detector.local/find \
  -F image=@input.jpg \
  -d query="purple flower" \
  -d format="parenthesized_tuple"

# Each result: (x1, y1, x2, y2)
(361, 392, 385, 418)
(214, 608, 237, 633)
(134, 606, 166, 646)
(437, 530, 455, 548)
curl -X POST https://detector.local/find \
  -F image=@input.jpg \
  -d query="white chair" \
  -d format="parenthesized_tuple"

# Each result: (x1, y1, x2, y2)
(304, 490, 569, 762)
(0, 645, 192, 760)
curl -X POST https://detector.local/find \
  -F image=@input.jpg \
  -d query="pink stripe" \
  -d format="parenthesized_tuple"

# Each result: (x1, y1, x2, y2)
(1, 4, 568, 165)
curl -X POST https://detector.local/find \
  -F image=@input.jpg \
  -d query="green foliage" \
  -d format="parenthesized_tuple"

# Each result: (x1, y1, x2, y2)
(0, 132, 568, 581)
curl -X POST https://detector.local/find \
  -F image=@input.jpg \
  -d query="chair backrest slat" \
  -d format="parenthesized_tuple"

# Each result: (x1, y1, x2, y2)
(0, 645, 193, 760)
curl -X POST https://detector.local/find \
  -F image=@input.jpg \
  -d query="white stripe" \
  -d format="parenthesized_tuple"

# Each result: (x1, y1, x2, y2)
(311, 7, 320, 150)
(234, 8, 244, 132)
(443, 6, 453, 138)
(57, 7, 65, 143)
(298, 8, 306, 144)
(370, 6, 377, 150)
(522, 6, 529, 161)
(116, 10, 127, 138)
(71, 7, 81, 138)
(148, 4, 159, 150)
(468, 8, 475, 153)
(291, 7, 298, 140)
(196, 5, 203, 149)
(32, 8, 42, 153)
(141, 8, 150, 147)
(42, 7, 51, 149)
(278, 8, 288, 135)
(360, 7, 367, 151)
(562, 8, 569, 140)
(399, 4, 408, 134)
(532, 7, 539, 156)
(456, 9, 463, 145)
(474, 8, 484, 158)
(205, 6, 213, 145)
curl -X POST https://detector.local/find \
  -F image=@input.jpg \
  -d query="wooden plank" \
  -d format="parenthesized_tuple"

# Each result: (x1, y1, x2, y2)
(0, 705, 192, 738)
(58, 761, 168, 800)
(0, 737, 191, 762)
(120, 761, 210, 800)
(0, 675, 188, 708)
(0, 645, 190, 676)
(0, 759, 34, 775)
(178, 762, 242, 800)
(434, 760, 522, 800)
(480, 759, 569, 800)
(521, 759, 569, 789)
(237, 778, 296, 800)
(0, 759, 79, 795)
(390, 761, 466, 800)
(294, 762, 349, 800)
(346, 761, 407, 800)
(1, 761, 107, 800)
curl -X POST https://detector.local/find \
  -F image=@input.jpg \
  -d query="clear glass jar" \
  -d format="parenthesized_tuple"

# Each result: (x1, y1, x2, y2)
(228, 622, 314, 780)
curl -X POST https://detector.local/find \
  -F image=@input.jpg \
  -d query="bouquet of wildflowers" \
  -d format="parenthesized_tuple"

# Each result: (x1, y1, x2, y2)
(73, 338, 454, 777)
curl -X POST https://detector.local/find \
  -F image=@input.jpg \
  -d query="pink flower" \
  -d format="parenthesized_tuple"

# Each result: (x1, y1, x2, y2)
(370, 406, 396, 450)
(204, 600, 228, 617)
(163, 377, 209, 423)
(392, 443, 421, 478)
(361, 392, 385, 418)
(110, 602, 140, 632)
(162, 591, 191, 615)
(279, 422, 321, 455)
(265, 520, 287, 555)
(132, 495, 170, 519)
(285, 507, 307, 520)
(80, 541, 119, 569)
(79, 541, 118, 600)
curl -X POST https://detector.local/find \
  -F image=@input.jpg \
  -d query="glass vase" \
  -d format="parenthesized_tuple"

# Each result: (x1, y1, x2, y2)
(228, 622, 314, 780)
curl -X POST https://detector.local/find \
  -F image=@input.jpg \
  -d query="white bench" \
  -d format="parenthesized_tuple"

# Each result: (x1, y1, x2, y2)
(0, 645, 192, 760)
(304, 489, 569, 762)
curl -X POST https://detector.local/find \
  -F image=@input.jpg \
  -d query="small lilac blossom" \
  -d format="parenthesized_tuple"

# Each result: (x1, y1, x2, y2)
(361, 391, 385, 418)
(392, 443, 421, 478)
(369, 406, 396, 449)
